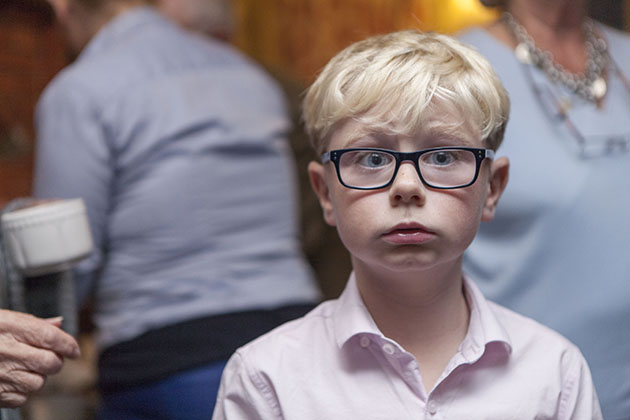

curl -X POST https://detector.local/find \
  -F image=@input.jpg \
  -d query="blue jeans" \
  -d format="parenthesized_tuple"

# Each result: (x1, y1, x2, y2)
(99, 360, 227, 420)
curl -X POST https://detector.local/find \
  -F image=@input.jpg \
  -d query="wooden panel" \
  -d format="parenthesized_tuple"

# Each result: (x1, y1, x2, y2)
(0, 4, 66, 204)
(232, 0, 497, 84)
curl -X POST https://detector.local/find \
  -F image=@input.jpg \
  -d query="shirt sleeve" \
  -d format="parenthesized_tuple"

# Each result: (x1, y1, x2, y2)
(212, 351, 284, 420)
(33, 80, 113, 303)
(558, 346, 603, 420)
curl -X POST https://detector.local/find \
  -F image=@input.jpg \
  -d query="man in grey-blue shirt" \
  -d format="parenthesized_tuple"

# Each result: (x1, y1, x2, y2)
(34, 1, 320, 418)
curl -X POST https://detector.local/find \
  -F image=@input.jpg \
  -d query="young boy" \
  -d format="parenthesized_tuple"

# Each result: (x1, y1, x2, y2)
(212, 30, 602, 419)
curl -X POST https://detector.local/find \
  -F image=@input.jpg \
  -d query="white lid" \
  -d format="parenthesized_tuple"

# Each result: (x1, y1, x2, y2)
(1, 199, 93, 276)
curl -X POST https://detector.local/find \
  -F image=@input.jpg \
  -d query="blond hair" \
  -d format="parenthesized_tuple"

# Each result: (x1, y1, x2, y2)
(302, 30, 510, 154)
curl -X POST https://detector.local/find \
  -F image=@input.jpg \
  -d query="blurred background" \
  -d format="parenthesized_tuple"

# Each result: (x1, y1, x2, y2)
(0, 0, 628, 419)
(1, 0, 628, 207)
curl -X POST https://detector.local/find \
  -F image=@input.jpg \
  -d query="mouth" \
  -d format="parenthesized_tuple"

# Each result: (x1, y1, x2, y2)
(381, 223, 435, 245)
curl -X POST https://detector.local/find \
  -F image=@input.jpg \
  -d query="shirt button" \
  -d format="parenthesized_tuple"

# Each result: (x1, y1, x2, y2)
(427, 400, 438, 415)
(359, 336, 370, 348)
(382, 343, 395, 355)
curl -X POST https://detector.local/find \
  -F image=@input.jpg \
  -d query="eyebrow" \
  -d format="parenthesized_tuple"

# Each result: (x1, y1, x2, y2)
(348, 130, 478, 147)
(421, 123, 479, 146)
(344, 131, 397, 148)
(340, 119, 480, 150)
(425, 132, 477, 146)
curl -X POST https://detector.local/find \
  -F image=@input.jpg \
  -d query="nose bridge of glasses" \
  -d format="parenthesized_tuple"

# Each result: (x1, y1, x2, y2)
(392, 154, 424, 186)
(397, 150, 420, 163)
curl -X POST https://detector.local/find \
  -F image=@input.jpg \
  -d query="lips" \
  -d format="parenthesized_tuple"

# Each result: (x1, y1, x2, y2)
(381, 223, 435, 245)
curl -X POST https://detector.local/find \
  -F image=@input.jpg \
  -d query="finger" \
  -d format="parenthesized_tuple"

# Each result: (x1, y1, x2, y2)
(0, 311, 80, 358)
(0, 340, 65, 376)
(20, 346, 65, 376)
(44, 316, 64, 328)
(0, 369, 46, 395)
(0, 391, 28, 408)
(0, 368, 46, 409)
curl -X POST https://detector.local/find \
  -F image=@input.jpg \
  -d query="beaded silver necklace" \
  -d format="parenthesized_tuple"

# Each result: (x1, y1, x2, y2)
(502, 12, 609, 102)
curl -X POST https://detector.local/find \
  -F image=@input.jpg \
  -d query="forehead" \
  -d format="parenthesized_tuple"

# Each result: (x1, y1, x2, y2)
(328, 101, 483, 150)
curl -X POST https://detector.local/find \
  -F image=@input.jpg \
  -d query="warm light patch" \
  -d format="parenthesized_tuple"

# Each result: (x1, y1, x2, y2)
(232, 0, 500, 84)
(414, 0, 499, 33)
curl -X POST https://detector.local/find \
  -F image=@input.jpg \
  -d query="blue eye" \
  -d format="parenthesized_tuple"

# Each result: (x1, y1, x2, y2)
(426, 151, 457, 166)
(356, 152, 394, 168)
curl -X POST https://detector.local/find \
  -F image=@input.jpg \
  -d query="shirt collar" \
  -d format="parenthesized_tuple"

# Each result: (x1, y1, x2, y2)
(79, 6, 166, 61)
(333, 273, 383, 348)
(461, 275, 512, 358)
(332, 272, 512, 356)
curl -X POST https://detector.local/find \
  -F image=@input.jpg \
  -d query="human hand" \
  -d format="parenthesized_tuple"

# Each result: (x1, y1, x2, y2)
(0, 309, 80, 408)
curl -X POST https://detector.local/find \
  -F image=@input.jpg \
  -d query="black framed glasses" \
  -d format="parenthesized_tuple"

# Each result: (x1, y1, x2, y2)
(321, 147, 495, 190)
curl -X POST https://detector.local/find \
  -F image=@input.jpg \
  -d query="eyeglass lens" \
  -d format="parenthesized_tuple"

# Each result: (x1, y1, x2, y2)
(337, 149, 477, 188)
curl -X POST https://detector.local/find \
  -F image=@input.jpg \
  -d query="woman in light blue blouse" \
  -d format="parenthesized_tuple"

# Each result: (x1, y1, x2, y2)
(459, 1, 630, 418)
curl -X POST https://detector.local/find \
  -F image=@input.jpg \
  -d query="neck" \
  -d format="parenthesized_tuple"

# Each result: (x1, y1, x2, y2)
(353, 258, 470, 391)
(66, 1, 144, 53)
(353, 257, 470, 354)
(507, 0, 587, 35)
(488, 0, 590, 74)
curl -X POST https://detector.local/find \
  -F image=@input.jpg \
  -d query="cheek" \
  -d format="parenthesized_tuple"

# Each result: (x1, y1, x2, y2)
(440, 191, 486, 246)
(330, 193, 380, 251)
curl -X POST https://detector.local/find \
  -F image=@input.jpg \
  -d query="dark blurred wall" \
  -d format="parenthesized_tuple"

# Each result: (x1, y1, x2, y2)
(0, 1, 66, 204)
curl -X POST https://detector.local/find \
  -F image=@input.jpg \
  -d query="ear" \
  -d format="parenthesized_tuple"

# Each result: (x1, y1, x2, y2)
(481, 156, 509, 222)
(308, 161, 337, 227)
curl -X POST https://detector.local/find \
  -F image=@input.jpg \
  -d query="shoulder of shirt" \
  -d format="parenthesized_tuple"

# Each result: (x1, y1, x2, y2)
(601, 23, 630, 61)
(40, 18, 282, 110)
(234, 299, 337, 357)
(486, 299, 582, 355)
(456, 26, 489, 42)
(600, 23, 630, 41)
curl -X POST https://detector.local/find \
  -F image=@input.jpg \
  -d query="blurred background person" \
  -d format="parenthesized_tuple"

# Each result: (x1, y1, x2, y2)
(155, 0, 353, 308)
(33, 0, 321, 419)
(459, 1, 630, 418)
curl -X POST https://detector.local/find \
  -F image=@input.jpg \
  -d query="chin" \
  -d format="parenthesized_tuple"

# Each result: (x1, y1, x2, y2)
(375, 252, 442, 273)
(380, 247, 464, 273)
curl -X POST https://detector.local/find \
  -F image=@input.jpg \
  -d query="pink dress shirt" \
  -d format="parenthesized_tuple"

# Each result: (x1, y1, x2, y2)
(213, 274, 602, 420)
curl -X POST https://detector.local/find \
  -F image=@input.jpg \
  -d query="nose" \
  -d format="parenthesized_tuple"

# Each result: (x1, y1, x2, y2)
(389, 161, 426, 206)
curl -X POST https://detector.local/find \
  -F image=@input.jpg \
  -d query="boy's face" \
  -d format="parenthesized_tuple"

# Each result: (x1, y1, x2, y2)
(308, 105, 509, 276)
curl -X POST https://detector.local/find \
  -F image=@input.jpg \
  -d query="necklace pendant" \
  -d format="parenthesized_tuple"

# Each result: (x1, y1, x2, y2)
(514, 43, 532, 64)
(590, 77, 607, 100)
